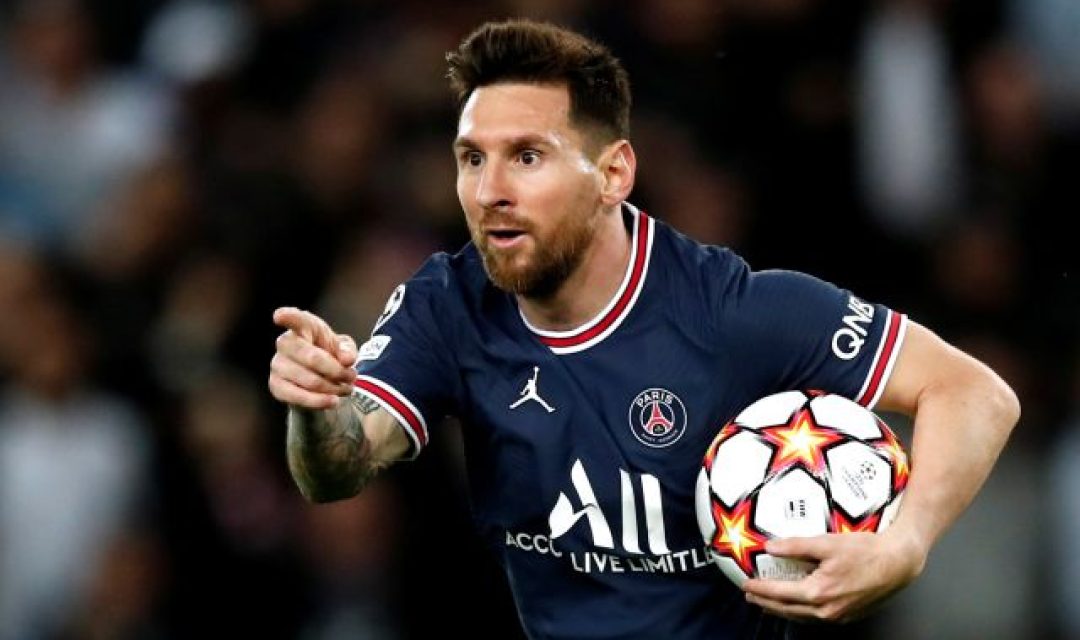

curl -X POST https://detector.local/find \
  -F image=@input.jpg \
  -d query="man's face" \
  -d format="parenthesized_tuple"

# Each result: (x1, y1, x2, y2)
(454, 82, 605, 297)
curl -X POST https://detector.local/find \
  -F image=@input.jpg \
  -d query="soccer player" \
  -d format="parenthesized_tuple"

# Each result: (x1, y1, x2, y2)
(268, 19, 1020, 638)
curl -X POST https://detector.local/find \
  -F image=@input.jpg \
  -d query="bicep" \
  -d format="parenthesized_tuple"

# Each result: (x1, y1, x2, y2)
(875, 320, 986, 416)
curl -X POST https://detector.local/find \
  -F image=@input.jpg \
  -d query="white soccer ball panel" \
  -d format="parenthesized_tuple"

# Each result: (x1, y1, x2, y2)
(879, 491, 904, 532)
(695, 468, 716, 543)
(755, 554, 817, 581)
(755, 469, 829, 538)
(710, 431, 772, 507)
(825, 442, 893, 518)
(714, 553, 750, 587)
(734, 391, 807, 429)
(809, 394, 882, 439)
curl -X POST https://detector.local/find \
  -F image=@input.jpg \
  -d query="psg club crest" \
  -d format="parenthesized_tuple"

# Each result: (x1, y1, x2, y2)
(629, 388, 688, 448)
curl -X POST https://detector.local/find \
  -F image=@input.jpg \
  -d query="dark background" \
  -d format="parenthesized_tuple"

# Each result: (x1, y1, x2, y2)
(0, 1, 1076, 638)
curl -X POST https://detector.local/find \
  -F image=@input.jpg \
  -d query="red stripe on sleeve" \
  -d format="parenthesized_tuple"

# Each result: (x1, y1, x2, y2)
(857, 311, 902, 407)
(354, 378, 428, 449)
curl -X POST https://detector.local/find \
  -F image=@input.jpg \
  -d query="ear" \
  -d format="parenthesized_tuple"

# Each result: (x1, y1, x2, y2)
(598, 140, 636, 206)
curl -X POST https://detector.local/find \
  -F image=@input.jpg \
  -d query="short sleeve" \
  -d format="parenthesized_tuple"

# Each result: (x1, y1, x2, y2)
(719, 268, 908, 409)
(353, 255, 462, 458)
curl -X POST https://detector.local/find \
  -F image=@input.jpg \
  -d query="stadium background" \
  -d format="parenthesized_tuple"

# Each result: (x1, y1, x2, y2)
(0, 0, 1076, 638)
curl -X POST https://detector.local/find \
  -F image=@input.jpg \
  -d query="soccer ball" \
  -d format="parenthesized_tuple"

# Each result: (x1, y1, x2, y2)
(695, 390, 909, 586)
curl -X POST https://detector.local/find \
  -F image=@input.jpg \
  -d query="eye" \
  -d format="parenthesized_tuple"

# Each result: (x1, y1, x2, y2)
(519, 150, 541, 166)
(461, 151, 482, 167)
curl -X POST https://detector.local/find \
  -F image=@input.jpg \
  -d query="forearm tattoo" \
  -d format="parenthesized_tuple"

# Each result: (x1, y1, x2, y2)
(286, 392, 385, 502)
(356, 392, 381, 416)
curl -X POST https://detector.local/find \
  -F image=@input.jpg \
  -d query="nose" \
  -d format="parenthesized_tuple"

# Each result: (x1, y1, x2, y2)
(476, 161, 513, 210)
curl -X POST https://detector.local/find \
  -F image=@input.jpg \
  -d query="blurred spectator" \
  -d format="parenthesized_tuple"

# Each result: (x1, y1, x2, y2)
(0, 0, 174, 254)
(141, 0, 254, 87)
(931, 218, 1021, 320)
(396, 136, 470, 244)
(632, 113, 749, 248)
(1011, 0, 1080, 128)
(179, 368, 294, 553)
(607, 0, 727, 152)
(856, 0, 963, 239)
(148, 252, 250, 393)
(959, 39, 1075, 427)
(55, 530, 167, 640)
(878, 433, 1042, 640)
(76, 157, 202, 400)
(77, 157, 199, 282)
(1050, 364, 1080, 638)
(161, 367, 308, 638)
(966, 41, 1042, 178)
(0, 253, 154, 640)
(291, 64, 386, 219)
(317, 226, 441, 337)
(297, 481, 404, 640)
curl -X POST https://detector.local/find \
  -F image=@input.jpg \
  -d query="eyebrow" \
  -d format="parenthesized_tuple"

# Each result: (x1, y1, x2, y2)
(453, 133, 554, 152)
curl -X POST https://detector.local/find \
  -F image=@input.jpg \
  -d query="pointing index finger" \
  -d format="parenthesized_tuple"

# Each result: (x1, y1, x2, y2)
(273, 307, 314, 338)
(274, 307, 342, 353)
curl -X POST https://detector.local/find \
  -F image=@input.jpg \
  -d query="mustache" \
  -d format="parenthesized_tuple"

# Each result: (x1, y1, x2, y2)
(477, 212, 533, 234)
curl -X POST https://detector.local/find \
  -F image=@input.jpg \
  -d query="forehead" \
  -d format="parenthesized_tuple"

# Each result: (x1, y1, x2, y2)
(457, 82, 574, 143)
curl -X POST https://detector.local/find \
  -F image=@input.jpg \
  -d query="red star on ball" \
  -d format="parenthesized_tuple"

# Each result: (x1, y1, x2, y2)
(711, 499, 769, 577)
(875, 427, 910, 492)
(760, 409, 843, 477)
(830, 509, 882, 534)
(704, 422, 741, 470)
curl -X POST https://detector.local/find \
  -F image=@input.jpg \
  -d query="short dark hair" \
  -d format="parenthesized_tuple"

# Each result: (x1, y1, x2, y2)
(446, 19, 631, 144)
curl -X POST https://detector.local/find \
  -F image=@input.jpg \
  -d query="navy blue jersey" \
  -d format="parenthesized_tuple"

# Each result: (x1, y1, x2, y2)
(355, 205, 907, 639)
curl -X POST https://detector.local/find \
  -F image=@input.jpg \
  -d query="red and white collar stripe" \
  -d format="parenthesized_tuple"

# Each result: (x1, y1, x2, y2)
(521, 205, 654, 355)
(855, 310, 908, 409)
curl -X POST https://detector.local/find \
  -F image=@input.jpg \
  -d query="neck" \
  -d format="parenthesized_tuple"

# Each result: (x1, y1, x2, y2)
(517, 205, 631, 331)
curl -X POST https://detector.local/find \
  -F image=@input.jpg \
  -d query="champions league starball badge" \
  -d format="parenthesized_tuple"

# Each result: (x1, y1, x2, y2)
(629, 388, 687, 448)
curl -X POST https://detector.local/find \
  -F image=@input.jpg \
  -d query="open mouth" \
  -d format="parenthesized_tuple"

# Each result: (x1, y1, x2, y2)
(486, 229, 527, 247)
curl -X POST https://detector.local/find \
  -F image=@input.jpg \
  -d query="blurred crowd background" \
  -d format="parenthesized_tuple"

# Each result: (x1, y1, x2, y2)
(0, 0, 1076, 638)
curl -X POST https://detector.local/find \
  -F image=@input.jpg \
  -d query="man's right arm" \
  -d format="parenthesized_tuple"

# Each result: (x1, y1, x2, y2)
(269, 307, 410, 503)
(286, 395, 409, 502)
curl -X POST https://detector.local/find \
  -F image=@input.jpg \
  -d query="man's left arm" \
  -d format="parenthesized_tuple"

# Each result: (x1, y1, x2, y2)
(743, 320, 1021, 622)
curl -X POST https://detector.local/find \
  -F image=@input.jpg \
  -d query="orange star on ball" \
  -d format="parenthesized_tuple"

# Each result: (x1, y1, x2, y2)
(711, 499, 769, 577)
(760, 409, 843, 477)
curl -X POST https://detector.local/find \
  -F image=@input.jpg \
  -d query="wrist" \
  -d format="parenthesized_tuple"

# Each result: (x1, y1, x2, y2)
(882, 520, 931, 582)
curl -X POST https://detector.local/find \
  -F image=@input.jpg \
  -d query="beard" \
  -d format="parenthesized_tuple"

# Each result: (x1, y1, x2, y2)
(473, 209, 598, 298)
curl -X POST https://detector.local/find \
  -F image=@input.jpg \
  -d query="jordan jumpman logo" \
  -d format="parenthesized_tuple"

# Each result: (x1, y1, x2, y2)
(510, 366, 556, 413)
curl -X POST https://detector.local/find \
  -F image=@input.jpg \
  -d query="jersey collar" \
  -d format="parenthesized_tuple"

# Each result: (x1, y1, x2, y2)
(520, 203, 655, 355)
